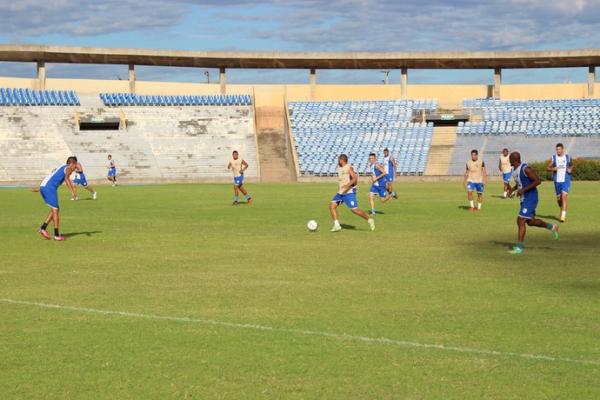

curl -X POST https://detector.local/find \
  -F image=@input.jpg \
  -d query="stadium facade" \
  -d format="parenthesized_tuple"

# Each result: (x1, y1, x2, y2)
(1, 45, 599, 184)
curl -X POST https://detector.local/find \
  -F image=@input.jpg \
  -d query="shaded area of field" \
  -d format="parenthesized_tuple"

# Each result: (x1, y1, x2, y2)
(1, 182, 599, 399)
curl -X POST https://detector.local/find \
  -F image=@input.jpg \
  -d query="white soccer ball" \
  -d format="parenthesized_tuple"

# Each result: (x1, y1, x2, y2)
(307, 220, 318, 232)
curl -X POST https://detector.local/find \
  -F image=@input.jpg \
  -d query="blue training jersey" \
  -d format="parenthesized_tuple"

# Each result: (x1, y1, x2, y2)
(40, 164, 67, 190)
(371, 163, 386, 186)
(513, 163, 538, 201)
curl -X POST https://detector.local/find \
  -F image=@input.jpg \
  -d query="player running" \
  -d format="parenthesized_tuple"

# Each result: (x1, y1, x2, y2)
(227, 150, 252, 205)
(382, 148, 398, 199)
(507, 151, 559, 254)
(463, 149, 487, 211)
(330, 154, 375, 232)
(107, 154, 117, 186)
(498, 148, 512, 198)
(37, 156, 79, 241)
(71, 161, 97, 200)
(368, 153, 391, 215)
(546, 143, 573, 223)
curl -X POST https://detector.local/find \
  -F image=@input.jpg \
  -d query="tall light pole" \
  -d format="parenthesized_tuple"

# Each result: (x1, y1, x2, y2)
(381, 70, 390, 85)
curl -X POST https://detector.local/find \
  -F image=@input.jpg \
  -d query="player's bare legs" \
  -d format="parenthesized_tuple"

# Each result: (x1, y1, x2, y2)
(467, 190, 474, 211)
(477, 192, 483, 210)
(39, 209, 60, 240)
(329, 202, 339, 221)
(233, 185, 240, 205)
(558, 192, 567, 221)
(351, 208, 370, 221)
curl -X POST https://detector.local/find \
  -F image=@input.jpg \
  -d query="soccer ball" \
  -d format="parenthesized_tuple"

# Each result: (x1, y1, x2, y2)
(307, 220, 318, 232)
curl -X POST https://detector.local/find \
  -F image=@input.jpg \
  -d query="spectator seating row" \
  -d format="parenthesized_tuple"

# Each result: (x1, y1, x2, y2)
(459, 98, 600, 136)
(100, 93, 252, 107)
(0, 88, 80, 106)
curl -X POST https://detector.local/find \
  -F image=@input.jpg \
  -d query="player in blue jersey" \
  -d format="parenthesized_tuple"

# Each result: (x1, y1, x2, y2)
(71, 161, 97, 200)
(382, 148, 398, 199)
(546, 143, 574, 223)
(38, 156, 79, 241)
(330, 154, 375, 232)
(368, 153, 391, 215)
(507, 152, 559, 254)
(107, 154, 117, 186)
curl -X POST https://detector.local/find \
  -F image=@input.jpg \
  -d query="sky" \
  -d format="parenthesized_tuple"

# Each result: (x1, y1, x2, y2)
(0, 0, 598, 84)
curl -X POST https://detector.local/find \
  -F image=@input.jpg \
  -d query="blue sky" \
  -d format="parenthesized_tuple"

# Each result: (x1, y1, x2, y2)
(0, 0, 598, 84)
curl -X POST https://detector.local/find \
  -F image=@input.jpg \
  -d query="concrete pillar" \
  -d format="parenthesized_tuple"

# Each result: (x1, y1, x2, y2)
(219, 67, 226, 95)
(401, 67, 408, 99)
(36, 61, 46, 91)
(309, 68, 317, 100)
(588, 66, 596, 97)
(128, 64, 136, 93)
(493, 67, 502, 98)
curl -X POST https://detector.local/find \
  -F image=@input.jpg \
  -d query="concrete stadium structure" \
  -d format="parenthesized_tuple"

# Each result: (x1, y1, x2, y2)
(1, 45, 600, 184)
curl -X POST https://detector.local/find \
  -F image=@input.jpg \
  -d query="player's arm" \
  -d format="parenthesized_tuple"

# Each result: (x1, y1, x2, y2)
(498, 159, 502, 172)
(64, 168, 77, 198)
(482, 162, 488, 185)
(241, 160, 248, 173)
(546, 158, 556, 172)
(519, 166, 541, 195)
(392, 158, 398, 174)
(463, 164, 469, 187)
(567, 157, 574, 174)
(227, 161, 232, 170)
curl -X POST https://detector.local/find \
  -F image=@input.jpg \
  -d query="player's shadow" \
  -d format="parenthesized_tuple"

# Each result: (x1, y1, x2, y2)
(491, 195, 507, 199)
(63, 231, 102, 238)
(340, 224, 356, 230)
(536, 214, 560, 222)
(374, 211, 385, 215)
(457, 206, 472, 211)
(490, 240, 553, 251)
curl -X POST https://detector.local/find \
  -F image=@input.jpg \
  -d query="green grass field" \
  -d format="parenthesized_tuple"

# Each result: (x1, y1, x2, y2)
(1, 182, 599, 399)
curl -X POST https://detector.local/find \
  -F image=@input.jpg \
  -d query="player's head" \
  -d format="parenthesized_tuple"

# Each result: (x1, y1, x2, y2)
(502, 148, 509, 156)
(108, 154, 112, 160)
(509, 151, 521, 167)
(338, 154, 348, 167)
(369, 152, 377, 163)
(232, 150, 239, 160)
(470, 149, 478, 161)
(66, 156, 78, 167)
(383, 148, 389, 156)
(556, 143, 564, 156)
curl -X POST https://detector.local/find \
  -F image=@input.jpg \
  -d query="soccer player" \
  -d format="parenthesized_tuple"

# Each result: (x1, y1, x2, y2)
(382, 148, 398, 199)
(227, 150, 252, 205)
(38, 156, 79, 241)
(546, 143, 573, 223)
(71, 160, 97, 200)
(508, 151, 559, 254)
(107, 154, 117, 186)
(368, 153, 391, 215)
(463, 149, 487, 211)
(329, 154, 375, 232)
(498, 148, 512, 198)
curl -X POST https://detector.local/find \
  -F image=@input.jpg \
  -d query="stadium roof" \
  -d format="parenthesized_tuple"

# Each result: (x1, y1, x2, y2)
(0, 45, 599, 70)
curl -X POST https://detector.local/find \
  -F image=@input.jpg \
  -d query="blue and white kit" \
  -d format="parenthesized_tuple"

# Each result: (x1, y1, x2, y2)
(551, 154, 571, 196)
(513, 163, 538, 219)
(39, 164, 68, 209)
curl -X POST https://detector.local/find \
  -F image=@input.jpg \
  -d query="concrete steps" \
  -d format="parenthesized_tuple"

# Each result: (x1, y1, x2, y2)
(424, 126, 457, 176)
(255, 105, 296, 182)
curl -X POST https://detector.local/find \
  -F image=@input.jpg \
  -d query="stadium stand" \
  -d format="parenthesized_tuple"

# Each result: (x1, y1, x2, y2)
(0, 103, 257, 183)
(459, 98, 600, 136)
(289, 100, 436, 176)
(449, 98, 600, 176)
(100, 93, 252, 107)
(0, 88, 80, 106)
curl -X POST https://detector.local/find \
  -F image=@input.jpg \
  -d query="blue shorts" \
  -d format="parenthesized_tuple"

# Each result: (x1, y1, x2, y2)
(386, 173, 394, 183)
(73, 173, 88, 187)
(108, 168, 117, 177)
(332, 192, 359, 209)
(502, 172, 512, 184)
(234, 175, 244, 186)
(519, 195, 538, 219)
(467, 181, 484, 193)
(40, 186, 59, 209)
(554, 181, 570, 196)
(370, 183, 387, 197)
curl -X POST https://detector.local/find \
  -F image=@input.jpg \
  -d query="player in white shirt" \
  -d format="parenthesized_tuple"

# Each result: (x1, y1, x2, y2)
(498, 148, 512, 198)
(546, 143, 574, 223)
(382, 148, 398, 199)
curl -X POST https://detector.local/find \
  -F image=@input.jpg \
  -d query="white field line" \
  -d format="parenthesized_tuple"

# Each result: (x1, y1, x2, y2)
(1, 298, 599, 367)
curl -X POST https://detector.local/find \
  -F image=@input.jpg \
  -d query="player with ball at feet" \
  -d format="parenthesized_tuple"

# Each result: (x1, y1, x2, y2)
(329, 154, 375, 232)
